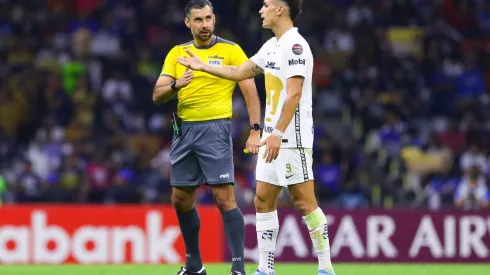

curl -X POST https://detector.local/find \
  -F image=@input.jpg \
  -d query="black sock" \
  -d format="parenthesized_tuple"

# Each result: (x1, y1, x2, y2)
(222, 207, 246, 274)
(176, 207, 203, 272)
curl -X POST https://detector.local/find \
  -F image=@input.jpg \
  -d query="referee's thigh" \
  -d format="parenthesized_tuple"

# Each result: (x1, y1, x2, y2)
(169, 125, 202, 187)
(194, 119, 235, 185)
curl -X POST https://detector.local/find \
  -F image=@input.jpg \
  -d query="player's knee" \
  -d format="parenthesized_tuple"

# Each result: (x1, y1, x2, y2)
(254, 194, 274, 212)
(293, 199, 313, 216)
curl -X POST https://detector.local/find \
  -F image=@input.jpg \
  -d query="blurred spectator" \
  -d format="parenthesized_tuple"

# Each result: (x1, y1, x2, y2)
(459, 144, 487, 174)
(14, 161, 42, 203)
(454, 164, 489, 209)
(426, 169, 459, 210)
(315, 151, 342, 204)
(82, 151, 113, 203)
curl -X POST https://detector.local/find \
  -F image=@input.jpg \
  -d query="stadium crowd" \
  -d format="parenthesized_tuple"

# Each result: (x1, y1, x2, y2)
(0, 0, 489, 210)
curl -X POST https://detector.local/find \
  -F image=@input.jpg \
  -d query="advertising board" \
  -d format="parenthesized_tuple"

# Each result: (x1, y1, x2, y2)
(0, 205, 223, 264)
(237, 209, 490, 263)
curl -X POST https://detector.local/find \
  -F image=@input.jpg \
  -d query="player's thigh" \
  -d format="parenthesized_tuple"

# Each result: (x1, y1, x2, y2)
(288, 179, 318, 215)
(255, 180, 283, 210)
(281, 148, 318, 213)
(287, 180, 317, 206)
(256, 145, 281, 187)
(254, 146, 286, 211)
(194, 119, 235, 185)
(169, 125, 203, 187)
(277, 148, 314, 186)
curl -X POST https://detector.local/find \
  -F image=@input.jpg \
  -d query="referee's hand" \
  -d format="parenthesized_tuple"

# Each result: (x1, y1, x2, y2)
(176, 68, 194, 89)
(246, 130, 260, 155)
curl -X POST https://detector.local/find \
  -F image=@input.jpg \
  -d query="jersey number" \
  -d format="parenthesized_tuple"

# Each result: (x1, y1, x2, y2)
(265, 73, 283, 122)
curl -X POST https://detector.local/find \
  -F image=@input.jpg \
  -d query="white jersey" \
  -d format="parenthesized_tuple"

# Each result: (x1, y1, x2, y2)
(251, 27, 314, 149)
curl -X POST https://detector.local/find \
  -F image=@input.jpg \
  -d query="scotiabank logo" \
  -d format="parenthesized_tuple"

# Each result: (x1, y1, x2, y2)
(0, 206, 224, 264)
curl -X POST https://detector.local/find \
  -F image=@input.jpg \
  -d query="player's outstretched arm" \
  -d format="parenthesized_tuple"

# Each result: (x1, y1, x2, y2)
(177, 49, 263, 82)
(274, 76, 304, 132)
(152, 69, 193, 104)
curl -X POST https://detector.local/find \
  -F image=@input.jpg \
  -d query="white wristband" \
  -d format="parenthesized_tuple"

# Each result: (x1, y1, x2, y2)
(272, 128, 283, 138)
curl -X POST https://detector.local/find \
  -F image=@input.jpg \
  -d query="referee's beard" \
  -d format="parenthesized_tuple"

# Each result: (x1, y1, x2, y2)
(194, 30, 213, 43)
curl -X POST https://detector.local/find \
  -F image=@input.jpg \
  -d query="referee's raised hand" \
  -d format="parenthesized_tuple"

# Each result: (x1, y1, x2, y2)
(177, 49, 205, 71)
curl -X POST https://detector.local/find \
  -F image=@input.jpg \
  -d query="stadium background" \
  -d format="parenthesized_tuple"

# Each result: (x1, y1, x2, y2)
(0, 0, 489, 273)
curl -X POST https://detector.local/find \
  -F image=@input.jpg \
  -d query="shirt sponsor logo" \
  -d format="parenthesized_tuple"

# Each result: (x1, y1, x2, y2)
(288, 58, 305, 66)
(265, 61, 280, 70)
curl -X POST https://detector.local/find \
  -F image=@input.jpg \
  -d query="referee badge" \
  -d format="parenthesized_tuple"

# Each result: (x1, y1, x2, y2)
(208, 59, 222, 67)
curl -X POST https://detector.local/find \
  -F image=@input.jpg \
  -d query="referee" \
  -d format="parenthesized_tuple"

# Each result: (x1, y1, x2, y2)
(152, 1, 261, 275)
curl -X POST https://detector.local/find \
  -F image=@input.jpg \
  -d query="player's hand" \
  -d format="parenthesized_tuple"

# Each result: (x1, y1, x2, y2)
(177, 49, 205, 71)
(176, 68, 194, 89)
(246, 130, 261, 154)
(259, 134, 281, 163)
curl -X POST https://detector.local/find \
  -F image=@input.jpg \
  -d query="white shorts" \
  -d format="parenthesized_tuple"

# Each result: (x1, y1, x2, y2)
(255, 147, 314, 187)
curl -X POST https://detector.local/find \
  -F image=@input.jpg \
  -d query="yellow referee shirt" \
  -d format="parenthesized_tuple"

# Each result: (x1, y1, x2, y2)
(161, 36, 248, 121)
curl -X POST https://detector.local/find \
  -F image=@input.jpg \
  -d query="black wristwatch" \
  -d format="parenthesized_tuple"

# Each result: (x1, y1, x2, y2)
(250, 123, 262, 131)
(170, 80, 180, 91)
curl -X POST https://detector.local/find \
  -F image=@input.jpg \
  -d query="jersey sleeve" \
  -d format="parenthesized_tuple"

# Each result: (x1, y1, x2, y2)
(284, 40, 310, 79)
(229, 44, 249, 66)
(250, 41, 269, 70)
(160, 47, 178, 79)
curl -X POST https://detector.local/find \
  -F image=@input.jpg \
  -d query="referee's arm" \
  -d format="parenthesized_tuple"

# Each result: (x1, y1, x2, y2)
(152, 70, 193, 104)
(238, 78, 261, 127)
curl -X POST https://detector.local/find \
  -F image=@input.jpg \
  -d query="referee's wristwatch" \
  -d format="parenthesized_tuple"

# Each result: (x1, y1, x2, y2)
(250, 123, 262, 131)
(170, 80, 180, 92)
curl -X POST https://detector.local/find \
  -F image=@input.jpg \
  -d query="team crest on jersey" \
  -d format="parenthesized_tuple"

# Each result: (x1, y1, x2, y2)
(208, 59, 222, 67)
(292, 44, 303, 55)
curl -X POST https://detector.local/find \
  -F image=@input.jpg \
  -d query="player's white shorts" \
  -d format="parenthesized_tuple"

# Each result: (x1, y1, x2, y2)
(255, 146, 314, 187)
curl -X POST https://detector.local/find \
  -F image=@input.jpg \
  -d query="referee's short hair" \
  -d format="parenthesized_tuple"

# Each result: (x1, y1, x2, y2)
(185, 0, 214, 17)
(281, 0, 302, 21)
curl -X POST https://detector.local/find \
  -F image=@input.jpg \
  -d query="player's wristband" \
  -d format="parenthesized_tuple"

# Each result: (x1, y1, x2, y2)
(272, 128, 283, 138)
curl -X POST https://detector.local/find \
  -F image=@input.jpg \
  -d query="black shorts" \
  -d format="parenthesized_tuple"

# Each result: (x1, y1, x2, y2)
(169, 118, 234, 187)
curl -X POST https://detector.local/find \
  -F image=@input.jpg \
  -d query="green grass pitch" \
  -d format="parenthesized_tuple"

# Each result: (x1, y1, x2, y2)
(0, 263, 489, 275)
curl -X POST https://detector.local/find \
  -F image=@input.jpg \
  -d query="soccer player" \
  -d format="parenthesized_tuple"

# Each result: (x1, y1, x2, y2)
(152, 1, 262, 274)
(176, 0, 335, 274)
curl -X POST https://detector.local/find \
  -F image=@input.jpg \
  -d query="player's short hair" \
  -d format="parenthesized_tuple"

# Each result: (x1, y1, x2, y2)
(185, 0, 214, 17)
(280, 0, 302, 21)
